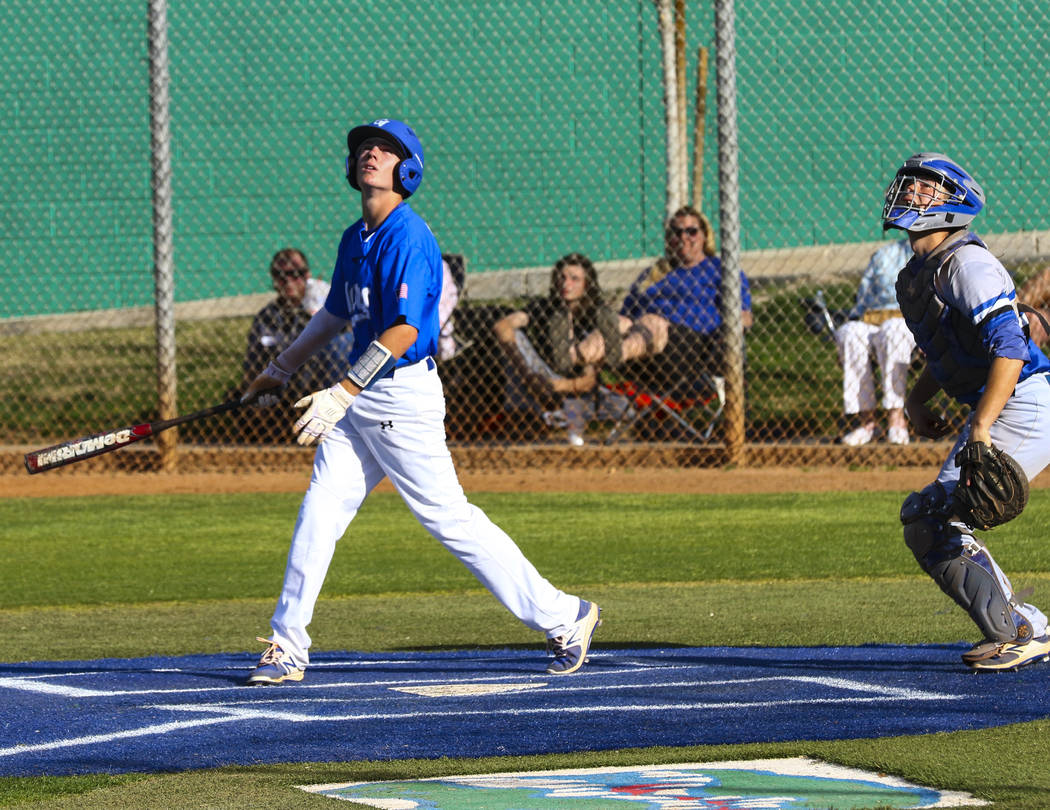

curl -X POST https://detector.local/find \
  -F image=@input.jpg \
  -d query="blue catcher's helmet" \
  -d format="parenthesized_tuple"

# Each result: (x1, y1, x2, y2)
(345, 118, 424, 197)
(882, 152, 985, 232)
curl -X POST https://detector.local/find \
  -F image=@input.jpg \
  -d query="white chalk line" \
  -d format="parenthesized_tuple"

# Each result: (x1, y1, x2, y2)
(0, 672, 957, 760)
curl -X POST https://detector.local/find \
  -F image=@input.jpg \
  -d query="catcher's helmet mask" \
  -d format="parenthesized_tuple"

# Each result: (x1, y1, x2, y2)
(345, 118, 424, 197)
(883, 152, 985, 233)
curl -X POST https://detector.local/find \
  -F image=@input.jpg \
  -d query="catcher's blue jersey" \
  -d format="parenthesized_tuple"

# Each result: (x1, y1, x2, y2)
(324, 202, 442, 368)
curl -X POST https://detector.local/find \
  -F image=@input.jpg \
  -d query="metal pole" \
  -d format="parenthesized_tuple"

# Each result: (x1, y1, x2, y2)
(713, 0, 746, 464)
(674, 0, 688, 207)
(691, 46, 709, 209)
(655, 0, 683, 218)
(147, 0, 178, 471)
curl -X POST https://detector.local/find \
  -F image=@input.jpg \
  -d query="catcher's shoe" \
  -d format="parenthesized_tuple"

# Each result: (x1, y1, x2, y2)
(962, 634, 1050, 672)
(247, 637, 305, 685)
(546, 600, 602, 675)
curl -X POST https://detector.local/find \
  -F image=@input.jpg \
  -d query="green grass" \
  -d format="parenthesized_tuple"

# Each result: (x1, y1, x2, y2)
(0, 319, 248, 442)
(0, 290, 898, 445)
(4, 489, 1050, 807)
(7, 261, 1045, 446)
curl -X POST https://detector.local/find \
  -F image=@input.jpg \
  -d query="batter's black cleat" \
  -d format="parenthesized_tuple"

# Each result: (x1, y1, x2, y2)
(546, 600, 602, 675)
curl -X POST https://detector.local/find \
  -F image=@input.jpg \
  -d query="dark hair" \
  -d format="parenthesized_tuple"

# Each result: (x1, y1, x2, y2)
(549, 252, 603, 315)
(269, 247, 309, 275)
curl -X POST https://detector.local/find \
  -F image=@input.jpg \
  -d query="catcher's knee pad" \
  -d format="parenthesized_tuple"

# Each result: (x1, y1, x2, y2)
(901, 485, 1031, 642)
(901, 484, 951, 563)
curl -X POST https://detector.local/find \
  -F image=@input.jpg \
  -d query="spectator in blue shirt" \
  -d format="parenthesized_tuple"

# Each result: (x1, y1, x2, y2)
(572, 207, 752, 378)
(591, 207, 752, 386)
(621, 207, 752, 337)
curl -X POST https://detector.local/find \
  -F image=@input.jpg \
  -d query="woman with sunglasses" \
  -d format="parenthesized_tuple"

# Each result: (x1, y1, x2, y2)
(599, 206, 753, 391)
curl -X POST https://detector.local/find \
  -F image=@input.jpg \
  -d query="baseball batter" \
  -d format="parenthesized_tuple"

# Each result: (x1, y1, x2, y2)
(240, 118, 601, 684)
(888, 152, 1050, 671)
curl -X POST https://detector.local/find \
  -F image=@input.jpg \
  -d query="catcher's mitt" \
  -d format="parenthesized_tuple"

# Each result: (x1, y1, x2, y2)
(953, 442, 1029, 530)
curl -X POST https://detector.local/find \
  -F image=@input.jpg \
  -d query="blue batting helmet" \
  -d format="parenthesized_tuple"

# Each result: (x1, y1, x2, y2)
(345, 118, 424, 197)
(883, 152, 985, 232)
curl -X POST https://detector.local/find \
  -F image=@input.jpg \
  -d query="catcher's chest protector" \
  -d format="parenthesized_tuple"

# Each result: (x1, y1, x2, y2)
(896, 231, 989, 400)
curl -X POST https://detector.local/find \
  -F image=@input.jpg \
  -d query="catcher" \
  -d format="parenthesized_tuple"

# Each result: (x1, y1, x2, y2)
(889, 153, 1050, 671)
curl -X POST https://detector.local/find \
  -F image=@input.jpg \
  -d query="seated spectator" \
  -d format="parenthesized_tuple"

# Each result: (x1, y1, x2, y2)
(493, 253, 626, 446)
(237, 248, 349, 441)
(834, 239, 915, 446)
(576, 206, 751, 380)
(437, 254, 464, 362)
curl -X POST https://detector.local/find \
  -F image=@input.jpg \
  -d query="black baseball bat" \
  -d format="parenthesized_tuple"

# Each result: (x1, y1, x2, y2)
(24, 398, 247, 475)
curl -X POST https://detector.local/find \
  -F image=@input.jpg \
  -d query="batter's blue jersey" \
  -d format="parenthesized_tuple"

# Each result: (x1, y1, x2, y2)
(324, 203, 443, 368)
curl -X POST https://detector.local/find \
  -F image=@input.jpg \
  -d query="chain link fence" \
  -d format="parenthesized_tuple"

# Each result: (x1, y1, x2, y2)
(3, 1, 1050, 475)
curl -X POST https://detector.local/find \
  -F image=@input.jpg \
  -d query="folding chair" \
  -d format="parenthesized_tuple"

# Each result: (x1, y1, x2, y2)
(601, 324, 727, 444)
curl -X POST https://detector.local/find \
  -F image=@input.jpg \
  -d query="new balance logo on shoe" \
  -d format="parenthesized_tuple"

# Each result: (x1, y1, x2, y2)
(247, 637, 306, 685)
(546, 601, 602, 675)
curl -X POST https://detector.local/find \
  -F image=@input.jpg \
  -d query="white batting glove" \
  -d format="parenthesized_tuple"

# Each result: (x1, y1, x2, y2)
(293, 384, 355, 446)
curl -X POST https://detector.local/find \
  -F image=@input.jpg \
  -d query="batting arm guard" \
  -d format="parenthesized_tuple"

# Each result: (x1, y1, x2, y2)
(347, 340, 397, 391)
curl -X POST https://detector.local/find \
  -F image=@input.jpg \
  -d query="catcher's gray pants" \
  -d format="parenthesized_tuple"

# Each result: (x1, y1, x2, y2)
(935, 373, 1050, 492)
(929, 372, 1050, 637)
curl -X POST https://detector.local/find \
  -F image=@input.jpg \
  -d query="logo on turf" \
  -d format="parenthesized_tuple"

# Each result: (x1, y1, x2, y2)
(302, 760, 987, 808)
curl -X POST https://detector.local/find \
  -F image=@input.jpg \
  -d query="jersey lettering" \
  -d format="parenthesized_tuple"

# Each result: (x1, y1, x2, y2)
(343, 283, 371, 331)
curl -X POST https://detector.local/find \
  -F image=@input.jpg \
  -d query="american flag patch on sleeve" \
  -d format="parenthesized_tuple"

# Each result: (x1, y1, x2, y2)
(399, 282, 409, 299)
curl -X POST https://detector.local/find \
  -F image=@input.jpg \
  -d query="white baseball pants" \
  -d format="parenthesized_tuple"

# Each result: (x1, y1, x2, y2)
(268, 358, 583, 667)
(834, 318, 915, 414)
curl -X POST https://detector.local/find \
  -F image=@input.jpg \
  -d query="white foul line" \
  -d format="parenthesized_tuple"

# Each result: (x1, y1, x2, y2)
(0, 714, 242, 758)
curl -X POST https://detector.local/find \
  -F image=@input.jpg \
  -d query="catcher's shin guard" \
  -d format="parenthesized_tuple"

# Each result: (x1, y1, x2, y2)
(902, 488, 1032, 643)
(927, 540, 1032, 643)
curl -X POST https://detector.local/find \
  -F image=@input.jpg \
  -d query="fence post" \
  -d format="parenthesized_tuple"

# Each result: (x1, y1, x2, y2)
(656, 0, 684, 217)
(713, 0, 746, 465)
(147, 0, 178, 472)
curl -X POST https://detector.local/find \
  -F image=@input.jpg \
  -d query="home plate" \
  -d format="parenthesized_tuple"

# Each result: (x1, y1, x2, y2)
(300, 758, 987, 808)
(390, 682, 547, 697)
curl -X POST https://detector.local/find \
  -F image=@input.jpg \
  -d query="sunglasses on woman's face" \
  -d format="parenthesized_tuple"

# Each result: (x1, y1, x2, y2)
(669, 225, 701, 237)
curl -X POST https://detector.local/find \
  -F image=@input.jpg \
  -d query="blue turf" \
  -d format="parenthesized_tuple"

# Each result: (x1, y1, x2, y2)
(1, 644, 1047, 776)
